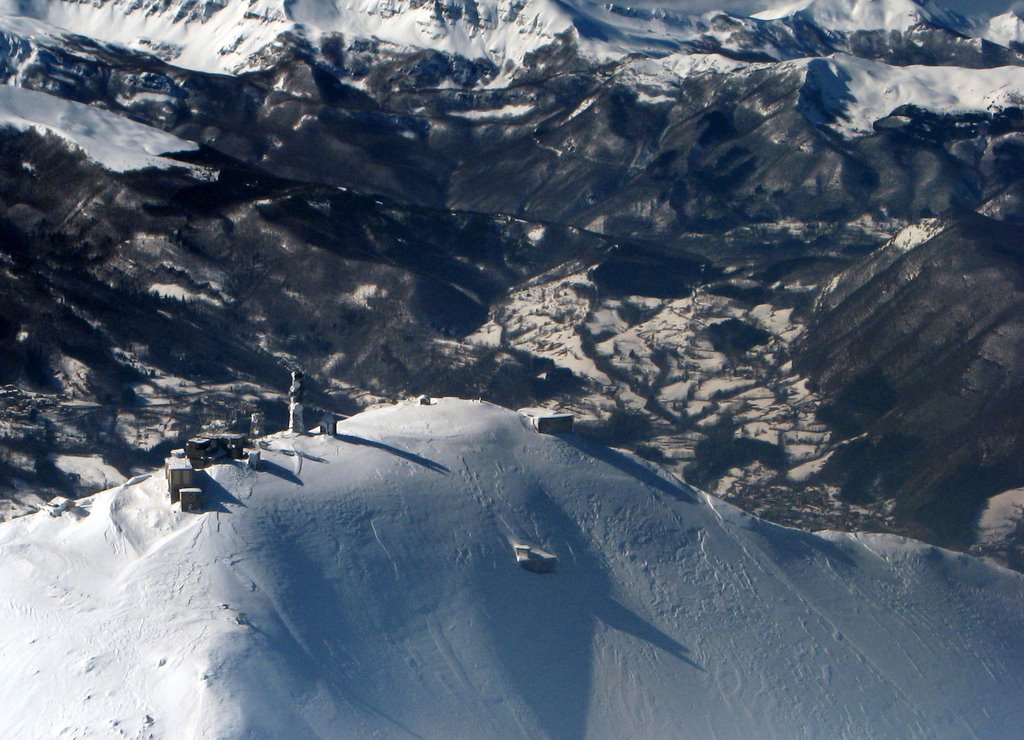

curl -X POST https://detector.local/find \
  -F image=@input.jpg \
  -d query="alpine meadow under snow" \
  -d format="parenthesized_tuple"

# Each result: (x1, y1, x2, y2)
(1, 400, 1023, 738)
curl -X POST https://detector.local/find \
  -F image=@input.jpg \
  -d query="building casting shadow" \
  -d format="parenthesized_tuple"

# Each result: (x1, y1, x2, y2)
(595, 598, 703, 672)
(261, 459, 305, 486)
(479, 484, 702, 740)
(562, 434, 697, 503)
(221, 527, 428, 739)
(196, 472, 248, 513)
(337, 434, 449, 474)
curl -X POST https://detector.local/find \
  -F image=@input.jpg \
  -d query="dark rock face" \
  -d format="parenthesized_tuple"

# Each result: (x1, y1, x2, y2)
(800, 215, 1024, 547)
(1, 13, 1023, 566)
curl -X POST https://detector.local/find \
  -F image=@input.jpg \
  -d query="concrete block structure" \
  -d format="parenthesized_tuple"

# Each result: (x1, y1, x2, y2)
(165, 457, 194, 504)
(179, 488, 203, 513)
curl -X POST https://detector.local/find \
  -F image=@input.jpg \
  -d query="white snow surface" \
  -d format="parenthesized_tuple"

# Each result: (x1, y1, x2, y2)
(754, 0, 1024, 36)
(803, 54, 1024, 137)
(50, 454, 127, 492)
(2, 398, 1023, 738)
(754, 0, 959, 31)
(449, 103, 536, 119)
(985, 10, 1024, 48)
(0, 0, 582, 74)
(3, 0, 1023, 76)
(977, 487, 1024, 544)
(889, 217, 946, 252)
(0, 84, 199, 171)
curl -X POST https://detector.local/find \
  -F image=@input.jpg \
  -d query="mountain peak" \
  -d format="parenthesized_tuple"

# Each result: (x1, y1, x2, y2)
(4, 0, 1022, 77)
(0, 0, 582, 73)
(2, 398, 1022, 737)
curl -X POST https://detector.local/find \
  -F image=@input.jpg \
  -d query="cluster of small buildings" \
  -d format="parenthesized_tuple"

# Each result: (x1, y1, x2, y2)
(155, 391, 573, 574)
(165, 432, 259, 513)
(160, 373, 575, 565)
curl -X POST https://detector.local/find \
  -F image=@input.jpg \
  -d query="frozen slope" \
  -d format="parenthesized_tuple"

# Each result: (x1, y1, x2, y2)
(1, 399, 1023, 738)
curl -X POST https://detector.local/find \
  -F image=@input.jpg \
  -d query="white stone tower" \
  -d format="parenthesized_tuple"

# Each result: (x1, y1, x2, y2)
(288, 369, 305, 433)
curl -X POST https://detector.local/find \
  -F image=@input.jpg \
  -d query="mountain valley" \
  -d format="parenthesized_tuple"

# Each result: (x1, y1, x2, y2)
(0, 0, 1022, 569)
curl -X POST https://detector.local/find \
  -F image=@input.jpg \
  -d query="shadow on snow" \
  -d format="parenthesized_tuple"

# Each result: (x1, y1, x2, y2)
(337, 434, 450, 474)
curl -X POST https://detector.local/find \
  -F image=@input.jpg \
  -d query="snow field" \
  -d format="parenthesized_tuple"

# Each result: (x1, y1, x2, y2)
(1, 398, 1023, 738)
(50, 454, 126, 491)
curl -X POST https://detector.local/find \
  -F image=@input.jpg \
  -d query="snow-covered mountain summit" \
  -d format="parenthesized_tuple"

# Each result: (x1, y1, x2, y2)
(754, 0, 963, 32)
(2, 398, 1022, 737)
(2, 0, 1023, 75)
(0, 0, 587, 74)
(756, 0, 1024, 48)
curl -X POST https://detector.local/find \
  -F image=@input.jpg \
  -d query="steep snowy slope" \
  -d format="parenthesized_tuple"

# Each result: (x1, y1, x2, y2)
(0, 84, 200, 171)
(1, 399, 1022, 738)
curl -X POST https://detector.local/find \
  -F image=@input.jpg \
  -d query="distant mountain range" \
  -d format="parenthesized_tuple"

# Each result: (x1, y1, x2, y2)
(0, 0, 1021, 567)
(3, 0, 1024, 75)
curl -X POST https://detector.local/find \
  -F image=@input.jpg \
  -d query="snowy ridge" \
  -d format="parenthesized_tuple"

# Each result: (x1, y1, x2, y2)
(888, 217, 946, 252)
(754, 0, 1024, 40)
(985, 9, 1024, 49)
(623, 50, 1024, 141)
(2, 399, 1022, 737)
(0, 84, 201, 171)
(754, 0, 963, 32)
(0, 0, 583, 74)
(0, 0, 750, 75)
(0, 0, 292, 75)
(798, 54, 1024, 137)
(1, 0, 1023, 76)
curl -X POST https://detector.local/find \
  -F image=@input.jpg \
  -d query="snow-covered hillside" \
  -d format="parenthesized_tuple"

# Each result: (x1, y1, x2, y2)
(0, 84, 201, 172)
(798, 54, 1024, 137)
(0, 0, 1022, 167)
(2, 399, 1021, 738)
